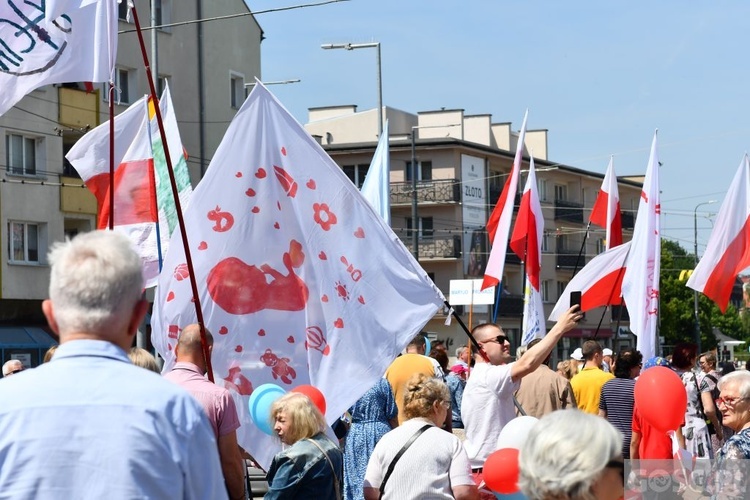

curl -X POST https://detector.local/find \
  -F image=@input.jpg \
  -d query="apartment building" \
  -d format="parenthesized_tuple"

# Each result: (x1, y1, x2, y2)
(0, 0, 261, 367)
(305, 105, 643, 362)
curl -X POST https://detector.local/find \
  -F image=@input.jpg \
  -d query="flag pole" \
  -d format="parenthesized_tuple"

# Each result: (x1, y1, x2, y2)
(491, 281, 503, 323)
(108, 82, 115, 230)
(572, 221, 591, 276)
(130, 6, 214, 382)
(444, 300, 489, 362)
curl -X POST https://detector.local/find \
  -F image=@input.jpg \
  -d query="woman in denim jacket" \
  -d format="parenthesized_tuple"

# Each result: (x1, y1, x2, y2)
(266, 392, 343, 499)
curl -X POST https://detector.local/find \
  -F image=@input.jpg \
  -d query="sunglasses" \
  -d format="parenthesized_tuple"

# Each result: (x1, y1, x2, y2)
(482, 335, 509, 345)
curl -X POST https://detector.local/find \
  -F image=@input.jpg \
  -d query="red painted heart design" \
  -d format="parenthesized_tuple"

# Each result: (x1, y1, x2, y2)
(235, 345, 243, 352)
(251, 206, 260, 214)
(358, 295, 365, 304)
(166, 291, 175, 302)
(198, 241, 208, 250)
(255, 168, 267, 178)
(258, 329, 266, 337)
(219, 326, 228, 335)
(354, 227, 365, 238)
(322, 295, 329, 302)
(281, 147, 287, 156)
(274, 222, 280, 229)
(306, 179, 316, 189)
(287, 336, 295, 343)
(235, 171, 243, 178)
(245, 188, 256, 197)
(334, 318, 344, 328)
(318, 251, 327, 260)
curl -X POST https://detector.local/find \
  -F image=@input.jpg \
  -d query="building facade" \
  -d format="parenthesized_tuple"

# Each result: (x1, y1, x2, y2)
(0, 0, 261, 367)
(305, 105, 643, 363)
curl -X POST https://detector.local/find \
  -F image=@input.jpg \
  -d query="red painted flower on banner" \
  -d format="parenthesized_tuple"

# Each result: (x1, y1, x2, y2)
(313, 203, 337, 231)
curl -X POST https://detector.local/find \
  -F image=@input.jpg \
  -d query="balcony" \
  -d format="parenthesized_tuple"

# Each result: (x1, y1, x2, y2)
(401, 235, 461, 260)
(621, 210, 635, 229)
(60, 175, 97, 215)
(59, 87, 99, 129)
(496, 294, 524, 317)
(556, 250, 587, 270)
(505, 245, 522, 265)
(554, 199, 584, 224)
(390, 179, 460, 205)
(488, 187, 521, 211)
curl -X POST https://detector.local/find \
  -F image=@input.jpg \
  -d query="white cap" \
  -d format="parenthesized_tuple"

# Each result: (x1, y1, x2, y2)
(571, 348, 583, 361)
(602, 348, 613, 357)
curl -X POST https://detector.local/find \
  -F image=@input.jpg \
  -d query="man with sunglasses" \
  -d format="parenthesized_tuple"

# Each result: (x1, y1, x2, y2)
(461, 305, 582, 495)
(1, 360, 24, 377)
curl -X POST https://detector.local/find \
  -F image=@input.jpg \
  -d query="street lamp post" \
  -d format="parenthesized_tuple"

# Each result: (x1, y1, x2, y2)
(411, 127, 418, 261)
(321, 42, 383, 138)
(693, 200, 717, 353)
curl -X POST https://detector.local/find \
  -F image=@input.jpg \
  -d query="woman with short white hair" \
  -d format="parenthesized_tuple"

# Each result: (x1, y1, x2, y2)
(519, 409, 624, 500)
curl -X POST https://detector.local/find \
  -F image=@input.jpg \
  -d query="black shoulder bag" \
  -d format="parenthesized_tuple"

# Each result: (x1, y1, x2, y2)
(378, 424, 432, 499)
(692, 372, 716, 435)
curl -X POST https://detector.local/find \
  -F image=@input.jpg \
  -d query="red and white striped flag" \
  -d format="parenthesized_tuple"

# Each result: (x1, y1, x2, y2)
(621, 132, 661, 360)
(590, 157, 623, 250)
(687, 155, 750, 312)
(510, 156, 546, 343)
(482, 111, 528, 290)
(548, 242, 630, 320)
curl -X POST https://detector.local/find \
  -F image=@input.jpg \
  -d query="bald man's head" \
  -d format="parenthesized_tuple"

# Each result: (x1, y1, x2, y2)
(175, 324, 213, 366)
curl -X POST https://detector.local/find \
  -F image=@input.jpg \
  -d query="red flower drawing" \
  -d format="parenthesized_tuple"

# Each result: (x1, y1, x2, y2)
(313, 203, 337, 231)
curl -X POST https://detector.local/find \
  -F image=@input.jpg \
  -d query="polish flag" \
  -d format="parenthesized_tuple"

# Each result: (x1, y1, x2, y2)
(590, 157, 623, 250)
(687, 155, 750, 312)
(482, 111, 528, 290)
(548, 242, 630, 321)
(621, 132, 661, 360)
(510, 156, 546, 343)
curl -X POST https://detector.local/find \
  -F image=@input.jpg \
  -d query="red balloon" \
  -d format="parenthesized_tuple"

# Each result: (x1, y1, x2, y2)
(291, 384, 327, 415)
(483, 448, 520, 494)
(634, 366, 687, 432)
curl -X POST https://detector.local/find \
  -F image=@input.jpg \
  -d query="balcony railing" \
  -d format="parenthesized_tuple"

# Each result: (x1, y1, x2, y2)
(496, 294, 524, 317)
(621, 210, 635, 229)
(554, 199, 584, 224)
(390, 179, 460, 205)
(556, 250, 587, 270)
(610, 305, 630, 322)
(401, 235, 461, 260)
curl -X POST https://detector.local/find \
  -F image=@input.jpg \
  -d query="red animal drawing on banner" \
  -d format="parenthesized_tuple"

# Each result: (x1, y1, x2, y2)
(224, 366, 254, 395)
(207, 206, 234, 232)
(207, 240, 309, 315)
(260, 349, 297, 384)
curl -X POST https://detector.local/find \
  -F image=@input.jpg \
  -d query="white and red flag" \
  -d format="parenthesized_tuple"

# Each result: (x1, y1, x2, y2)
(590, 156, 623, 250)
(0, 0, 116, 116)
(621, 132, 661, 360)
(687, 155, 750, 312)
(150, 82, 444, 468)
(66, 84, 192, 287)
(510, 156, 546, 344)
(482, 111, 528, 290)
(548, 242, 630, 321)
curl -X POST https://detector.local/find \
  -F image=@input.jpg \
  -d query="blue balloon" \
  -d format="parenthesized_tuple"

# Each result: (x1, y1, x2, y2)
(424, 336, 431, 354)
(494, 492, 526, 500)
(248, 383, 286, 435)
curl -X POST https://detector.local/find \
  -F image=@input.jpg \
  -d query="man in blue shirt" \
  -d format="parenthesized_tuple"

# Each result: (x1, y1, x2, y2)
(0, 230, 229, 499)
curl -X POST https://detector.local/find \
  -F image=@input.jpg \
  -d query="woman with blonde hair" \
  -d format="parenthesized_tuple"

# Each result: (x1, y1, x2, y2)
(266, 392, 343, 499)
(363, 373, 478, 499)
(127, 347, 160, 373)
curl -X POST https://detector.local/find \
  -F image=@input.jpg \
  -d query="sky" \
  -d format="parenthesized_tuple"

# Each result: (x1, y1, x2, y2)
(248, 0, 750, 256)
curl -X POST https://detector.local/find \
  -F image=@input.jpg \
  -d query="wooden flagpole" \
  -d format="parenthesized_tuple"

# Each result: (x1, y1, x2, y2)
(130, 5, 214, 382)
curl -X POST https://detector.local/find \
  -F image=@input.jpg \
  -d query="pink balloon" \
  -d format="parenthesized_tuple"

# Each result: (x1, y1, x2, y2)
(634, 366, 687, 432)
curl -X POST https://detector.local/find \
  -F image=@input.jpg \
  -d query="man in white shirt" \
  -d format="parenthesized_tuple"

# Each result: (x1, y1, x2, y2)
(461, 306, 580, 492)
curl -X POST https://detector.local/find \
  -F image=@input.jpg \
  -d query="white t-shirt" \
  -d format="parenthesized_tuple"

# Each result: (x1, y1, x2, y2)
(363, 417, 473, 499)
(461, 362, 520, 468)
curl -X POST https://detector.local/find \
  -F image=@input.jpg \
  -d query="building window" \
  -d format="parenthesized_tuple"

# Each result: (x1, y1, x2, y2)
(343, 164, 369, 188)
(8, 222, 40, 263)
(405, 160, 432, 181)
(596, 238, 606, 254)
(230, 73, 245, 109)
(542, 231, 550, 253)
(118, 1, 129, 20)
(406, 217, 434, 239)
(6, 134, 37, 176)
(157, 75, 169, 96)
(537, 178, 548, 201)
(554, 184, 568, 202)
(557, 280, 569, 300)
(542, 280, 552, 303)
(154, 0, 171, 28)
(105, 68, 133, 104)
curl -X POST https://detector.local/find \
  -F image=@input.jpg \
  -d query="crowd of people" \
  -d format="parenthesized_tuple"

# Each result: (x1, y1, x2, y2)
(1, 229, 749, 499)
